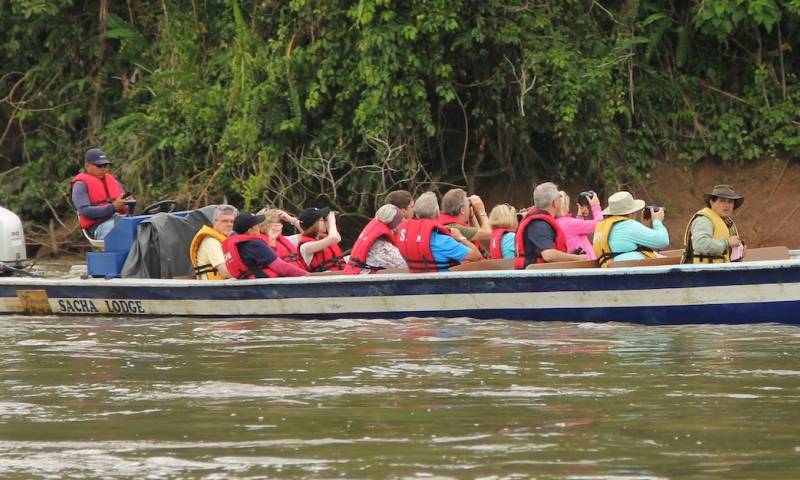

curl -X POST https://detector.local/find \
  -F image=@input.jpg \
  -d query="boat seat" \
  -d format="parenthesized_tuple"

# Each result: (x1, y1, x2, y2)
(308, 270, 346, 276)
(526, 259, 600, 270)
(374, 267, 410, 274)
(608, 256, 682, 268)
(80, 221, 105, 250)
(450, 258, 514, 272)
(742, 246, 790, 262)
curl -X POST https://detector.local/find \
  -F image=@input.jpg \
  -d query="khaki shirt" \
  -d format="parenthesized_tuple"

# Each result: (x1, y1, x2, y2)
(196, 237, 225, 280)
(690, 215, 728, 256)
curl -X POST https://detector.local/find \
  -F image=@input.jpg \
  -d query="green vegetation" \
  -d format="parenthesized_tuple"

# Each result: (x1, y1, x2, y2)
(2, 0, 799, 231)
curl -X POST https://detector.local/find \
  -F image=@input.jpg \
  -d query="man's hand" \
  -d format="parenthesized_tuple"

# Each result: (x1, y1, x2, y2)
(268, 222, 282, 242)
(468, 195, 486, 216)
(112, 196, 127, 212)
(728, 235, 741, 247)
(651, 208, 665, 222)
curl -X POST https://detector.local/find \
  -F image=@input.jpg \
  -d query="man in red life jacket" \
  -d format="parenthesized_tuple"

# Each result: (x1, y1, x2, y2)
(516, 182, 587, 268)
(439, 189, 492, 250)
(397, 192, 482, 272)
(222, 212, 307, 279)
(70, 148, 134, 240)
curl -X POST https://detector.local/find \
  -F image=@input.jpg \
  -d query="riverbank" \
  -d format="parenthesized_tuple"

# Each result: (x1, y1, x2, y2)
(26, 158, 800, 260)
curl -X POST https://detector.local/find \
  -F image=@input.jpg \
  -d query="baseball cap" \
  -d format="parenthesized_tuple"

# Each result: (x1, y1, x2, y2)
(233, 212, 266, 234)
(85, 148, 111, 166)
(297, 207, 331, 229)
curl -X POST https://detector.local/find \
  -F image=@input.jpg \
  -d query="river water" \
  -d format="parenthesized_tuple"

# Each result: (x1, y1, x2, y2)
(1, 316, 799, 479)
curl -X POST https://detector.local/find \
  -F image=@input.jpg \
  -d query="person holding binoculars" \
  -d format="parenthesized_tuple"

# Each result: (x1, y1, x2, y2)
(556, 190, 604, 260)
(592, 191, 669, 267)
(296, 207, 345, 272)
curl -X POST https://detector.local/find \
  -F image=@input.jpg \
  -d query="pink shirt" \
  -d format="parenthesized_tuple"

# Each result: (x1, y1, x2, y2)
(556, 204, 604, 260)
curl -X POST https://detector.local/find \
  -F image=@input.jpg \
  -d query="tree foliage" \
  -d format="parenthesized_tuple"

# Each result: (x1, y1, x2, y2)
(2, 0, 799, 228)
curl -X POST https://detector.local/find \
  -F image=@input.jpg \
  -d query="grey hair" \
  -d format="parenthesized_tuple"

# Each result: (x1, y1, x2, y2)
(533, 182, 560, 209)
(413, 192, 440, 219)
(213, 204, 239, 220)
(375, 204, 399, 224)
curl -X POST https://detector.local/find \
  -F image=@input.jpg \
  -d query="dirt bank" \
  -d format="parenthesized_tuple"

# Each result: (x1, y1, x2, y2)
(31, 157, 800, 259)
(636, 158, 799, 250)
(486, 157, 800, 250)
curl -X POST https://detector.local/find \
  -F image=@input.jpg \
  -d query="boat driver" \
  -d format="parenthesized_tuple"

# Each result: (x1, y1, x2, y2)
(70, 148, 134, 240)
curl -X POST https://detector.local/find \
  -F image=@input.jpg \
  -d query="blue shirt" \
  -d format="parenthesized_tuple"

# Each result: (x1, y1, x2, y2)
(238, 239, 278, 278)
(500, 232, 516, 259)
(430, 231, 469, 271)
(608, 219, 669, 261)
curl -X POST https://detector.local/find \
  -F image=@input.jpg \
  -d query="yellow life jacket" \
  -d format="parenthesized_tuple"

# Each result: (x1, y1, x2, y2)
(682, 207, 738, 264)
(593, 216, 657, 268)
(189, 225, 228, 280)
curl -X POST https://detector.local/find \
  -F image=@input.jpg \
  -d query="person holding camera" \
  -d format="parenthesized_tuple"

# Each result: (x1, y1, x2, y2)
(556, 190, 603, 260)
(70, 148, 135, 240)
(682, 184, 744, 263)
(592, 191, 669, 267)
(296, 207, 345, 272)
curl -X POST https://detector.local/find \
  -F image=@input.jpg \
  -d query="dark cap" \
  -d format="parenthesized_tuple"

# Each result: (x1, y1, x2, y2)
(85, 148, 111, 166)
(298, 207, 331, 229)
(704, 184, 744, 209)
(233, 212, 266, 234)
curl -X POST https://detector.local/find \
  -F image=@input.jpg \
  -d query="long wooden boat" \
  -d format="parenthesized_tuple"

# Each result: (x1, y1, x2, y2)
(3, 250, 800, 325)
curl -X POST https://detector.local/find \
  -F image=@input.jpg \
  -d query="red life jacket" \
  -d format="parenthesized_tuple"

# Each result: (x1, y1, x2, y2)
(514, 209, 567, 269)
(70, 172, 128, 229)
(297, 234, 345, 272)
(397, 218, 454, 272)
(489, 228, 514, 259)
(270, 235, 300, 265)
(439, 212, 487, 256)
(221, 234, 280, 279)
(344, 219, 397, 275)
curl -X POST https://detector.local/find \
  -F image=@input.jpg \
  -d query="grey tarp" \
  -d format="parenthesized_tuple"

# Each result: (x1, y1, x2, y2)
(121, 205, 217, 279)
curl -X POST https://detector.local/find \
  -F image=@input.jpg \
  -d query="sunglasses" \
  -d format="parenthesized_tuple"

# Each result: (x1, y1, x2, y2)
(96, 164, 110, 169)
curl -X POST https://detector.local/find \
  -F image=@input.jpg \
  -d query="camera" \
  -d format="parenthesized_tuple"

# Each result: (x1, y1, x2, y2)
(577, 191, 594, 206)
(642, 205, 662, 220)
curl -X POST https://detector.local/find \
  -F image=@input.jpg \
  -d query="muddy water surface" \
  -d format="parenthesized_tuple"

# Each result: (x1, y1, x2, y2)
(1, 316, 799, 479)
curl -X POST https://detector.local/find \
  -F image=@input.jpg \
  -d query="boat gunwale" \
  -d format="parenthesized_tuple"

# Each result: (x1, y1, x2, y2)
(2, 257, 800, 288)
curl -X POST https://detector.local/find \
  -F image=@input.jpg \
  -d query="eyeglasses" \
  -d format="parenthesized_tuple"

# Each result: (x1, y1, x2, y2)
(96, 164, 110, 169)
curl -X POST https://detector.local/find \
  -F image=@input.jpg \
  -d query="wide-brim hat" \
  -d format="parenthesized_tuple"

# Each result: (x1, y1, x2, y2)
(703, 184, 744, 209)
(233, 212, 266, 234)
(298, 207, 331, 229)
(602, 191, 646, 216)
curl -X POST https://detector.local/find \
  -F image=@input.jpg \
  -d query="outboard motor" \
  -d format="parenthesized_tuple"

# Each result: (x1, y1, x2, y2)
(0, 206, 27, 269)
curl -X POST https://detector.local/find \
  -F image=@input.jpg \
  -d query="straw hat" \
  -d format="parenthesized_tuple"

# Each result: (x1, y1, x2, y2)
(704, 184, 744, 210)
(602, 191, 646, 216)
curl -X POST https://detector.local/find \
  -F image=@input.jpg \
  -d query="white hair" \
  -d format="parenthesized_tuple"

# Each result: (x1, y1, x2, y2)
(533, 182, 559, 209)
(414, 192, 440, 219)
(214, 204, 238, 220)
